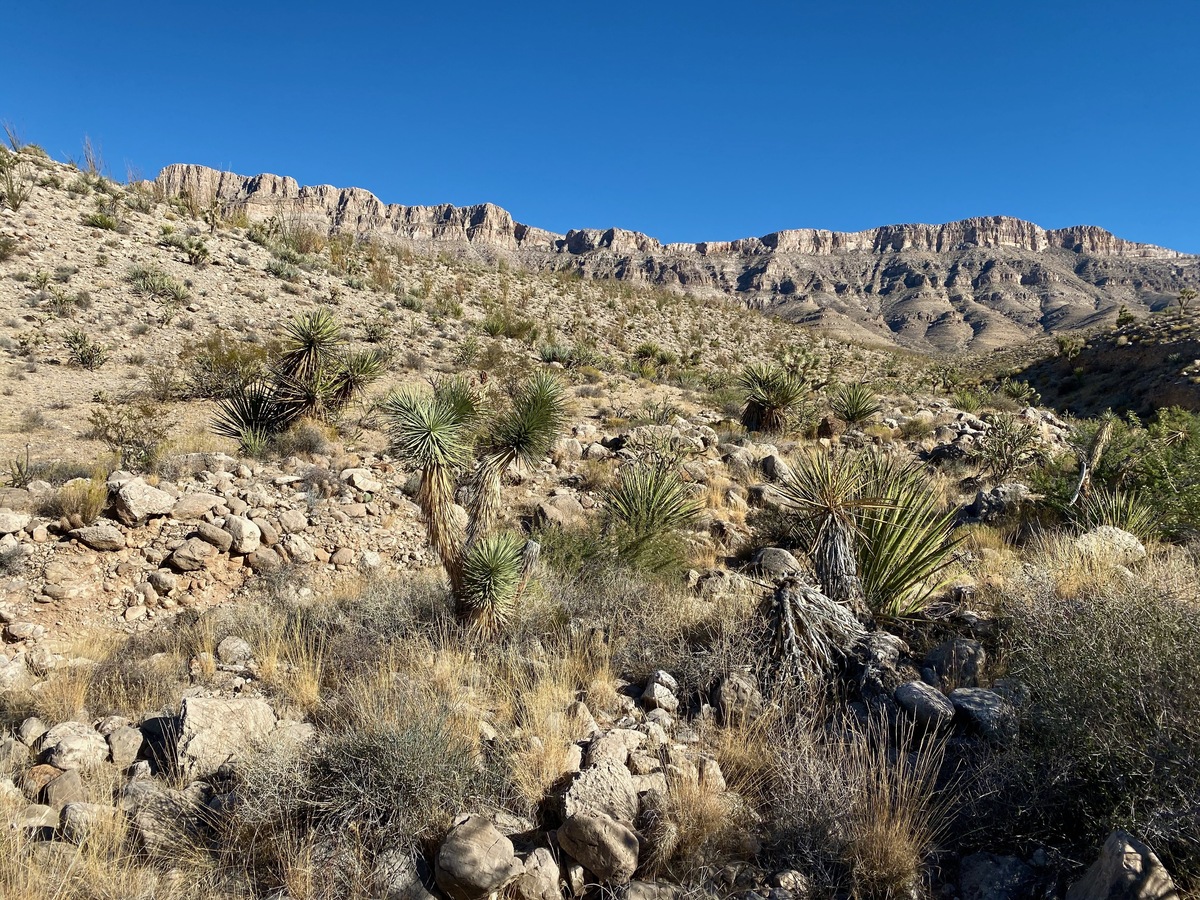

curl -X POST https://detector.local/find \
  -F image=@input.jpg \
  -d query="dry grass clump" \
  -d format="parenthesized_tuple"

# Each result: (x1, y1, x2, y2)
(769, 703, 950, 900)
(39, 474, 107, 525)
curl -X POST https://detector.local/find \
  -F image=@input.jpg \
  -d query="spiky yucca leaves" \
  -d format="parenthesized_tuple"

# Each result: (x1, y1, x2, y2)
(1070, 486, 1160, 542)
(737, 362, 807, 433)
(468, 371, 566, 545)
(329, 348, 386, 410)
(384, 387, 473, 595)
(829, 382, 880, 427)
(776, 450, 885, 621)
(856, 453, 962, 617)
(604, 461, 701, 574)
(213, 380, 299, 450)
(277, 308, 343, 384)
(459, 531, 534, 634)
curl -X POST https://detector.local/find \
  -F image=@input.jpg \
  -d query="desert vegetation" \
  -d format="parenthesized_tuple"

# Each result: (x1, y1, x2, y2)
(0, 140, 1195, 900)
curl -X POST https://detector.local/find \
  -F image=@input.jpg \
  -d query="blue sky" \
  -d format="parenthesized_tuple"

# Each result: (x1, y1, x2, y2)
(4, 1, 1198, 251)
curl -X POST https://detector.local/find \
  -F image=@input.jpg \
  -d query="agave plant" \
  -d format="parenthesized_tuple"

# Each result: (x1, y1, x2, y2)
(213, 380, 299, 448)
(1070, 486, 1160, 543)
(737, 362, 808, 433)
(829, 382, 881, 427)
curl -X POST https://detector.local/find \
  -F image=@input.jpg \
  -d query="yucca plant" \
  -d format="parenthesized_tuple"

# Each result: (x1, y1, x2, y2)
(829, 382, 881, 427)
(856, 453, 962, 617)
(213, 380, 299, 450)
(776, 450, 881, 620)
(459, 531, 538, 634)
(329, 349, 386, 410)
(737, 362, 807, 433)
(467, 370, 565, 544)
(1069, 486, 1160, 543)
(603, 461, 701, 574)
(277, 308, 343, 384)
(385, 372, 565, 627)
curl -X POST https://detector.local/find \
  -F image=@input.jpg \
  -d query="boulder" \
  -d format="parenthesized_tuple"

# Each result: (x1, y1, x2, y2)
(925, 638, 987, 688)
(223, 515, 261, 554)
(895, 681, 956, 730)
(959, 852, 1037, 900)
(40, 721, 108, 771)
(1066, 831, 1178, 900)
(0, 508, 31, 535)
(176, 697, 277, 780)
(170, 493, 224, 521)
(434, 815, 524, 900)
(216, 636, 254, 666)
(537, 495, 587, 530)
(561, 760, 639, 824)
(714, 672, 763, 727)
(557, 812, 639, 885)
(1076, 527, 1147, 567)
(753, 547, 805, 578)
(170, 537, 218, 572)
(949, 688, 1018, 745)
(120, 779, 197, 857)
(43, 768, 86, 805)
(60, 801, 123, 844)
(194, 522, 233, 553)
(114, 479, 175, 525)
(107, 726, 145, 769)
(71, 525, 125, 551)
(513, 846, 562, 900)
(641, 682, 679, 714)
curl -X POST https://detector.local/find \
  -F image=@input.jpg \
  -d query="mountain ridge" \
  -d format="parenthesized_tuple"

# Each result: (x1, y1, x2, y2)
(155, 163, 1200, 352)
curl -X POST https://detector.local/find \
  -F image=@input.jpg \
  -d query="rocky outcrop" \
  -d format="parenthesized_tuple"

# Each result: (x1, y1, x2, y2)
(154, 164, 1199, 352)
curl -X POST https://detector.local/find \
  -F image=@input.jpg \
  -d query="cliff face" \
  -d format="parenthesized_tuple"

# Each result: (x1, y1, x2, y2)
(155, 163, 1199, 352)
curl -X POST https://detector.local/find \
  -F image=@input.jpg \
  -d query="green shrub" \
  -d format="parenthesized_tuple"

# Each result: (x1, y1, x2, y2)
(180, 331, 270, 399)
(40, 476, 108, 525)
(64, 328, 110, 370)
(88, 394, 173, 471)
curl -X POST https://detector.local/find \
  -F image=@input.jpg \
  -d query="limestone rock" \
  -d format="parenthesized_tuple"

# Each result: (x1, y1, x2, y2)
(0, 508, 31, 535)
(1066, 831, 1178, 900)
(895, 681, 956, 729)
(114, 478, 175, 525)
(513, 846, 562, 900)
(60, 801, 123, 844)
(562, 760, 639, 824)
(224, 515, 261, 554)
(434, 815, 524, 900)
(557, 812, 639, 885)
(176, 696, 277, 780)
(40, 721, 108, 771)
(71, 525, 126, 551)
(1076, 527, 1147, 567)
(171, 537, 219, 571)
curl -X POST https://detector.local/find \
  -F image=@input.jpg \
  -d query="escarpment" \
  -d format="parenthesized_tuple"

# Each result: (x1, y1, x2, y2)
(155, 163, 1199, 352)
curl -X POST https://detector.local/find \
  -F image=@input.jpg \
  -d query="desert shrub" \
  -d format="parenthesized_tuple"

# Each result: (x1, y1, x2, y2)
(972, 413, 1042, 481)
(829, 382, 881, 426)
(952, 388, 982, 413)
(266, 259, 301, 281)
(0, 235, 18, 262)
(180, 331, 270, 399)
(0, 155, 32, 211)
(273, 420, 331, 458)
(88, 394, 173, 471)
(480, 309, 537, 341)
(40, 476, 107, 525)
(985, 555, 1200, 887)
(81, 211, 120, 230)
(64, 328, 110, 370)
(900, 417, 934, 440)
(770, 709, 949, 900)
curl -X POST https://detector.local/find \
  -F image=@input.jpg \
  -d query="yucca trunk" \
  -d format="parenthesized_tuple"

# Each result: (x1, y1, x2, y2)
(417, 464, 466, 597)
(813, 515, 870, 622)
(466, 452, 510, 548)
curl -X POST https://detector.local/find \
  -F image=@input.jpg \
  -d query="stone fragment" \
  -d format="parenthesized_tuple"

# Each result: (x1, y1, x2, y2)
(223, 515, 261, 554)
(1066, 830, 1178, 900)
(114, 479, 175, 525)
(71, 525, 125, 551)
(895, 681, 956, 729)
(176, 697, 277, 780)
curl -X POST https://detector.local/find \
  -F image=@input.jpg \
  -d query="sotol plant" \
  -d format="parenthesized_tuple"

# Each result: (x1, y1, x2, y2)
(384, 371, 566, 631)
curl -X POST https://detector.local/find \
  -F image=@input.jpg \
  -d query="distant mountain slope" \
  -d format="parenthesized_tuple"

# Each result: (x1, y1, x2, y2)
(156, 164, 1199, 353)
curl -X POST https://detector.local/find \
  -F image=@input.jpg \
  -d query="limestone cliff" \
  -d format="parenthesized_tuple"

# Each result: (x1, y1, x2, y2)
(155, 163, 1199, 352)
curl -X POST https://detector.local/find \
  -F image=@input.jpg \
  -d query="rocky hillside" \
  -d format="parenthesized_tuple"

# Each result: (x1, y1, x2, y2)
(158, 164, 1199, 353)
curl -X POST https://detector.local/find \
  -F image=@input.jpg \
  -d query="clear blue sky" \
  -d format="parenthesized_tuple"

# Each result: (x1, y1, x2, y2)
(4, 1, 1198, 252)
